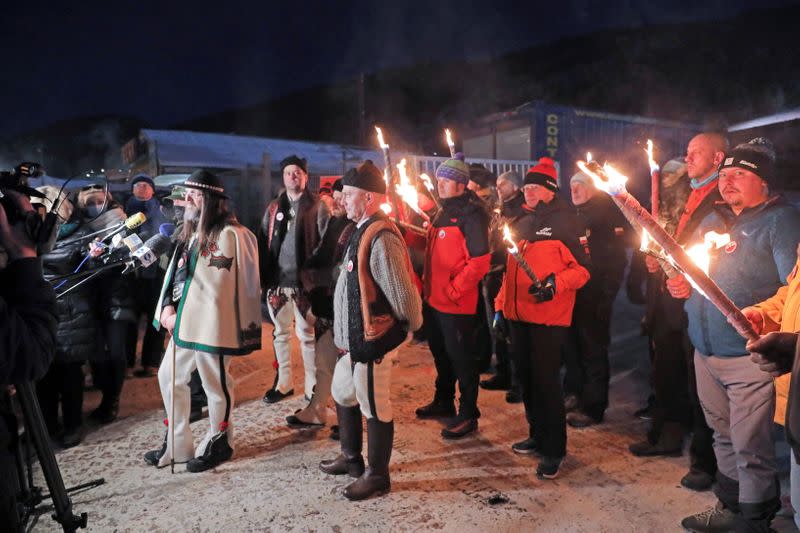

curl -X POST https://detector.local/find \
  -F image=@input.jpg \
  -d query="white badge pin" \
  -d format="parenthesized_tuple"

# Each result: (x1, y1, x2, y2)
(438, 229, 446, 239)
(276, 212, 285, 221)
(347, 260, 354, 272)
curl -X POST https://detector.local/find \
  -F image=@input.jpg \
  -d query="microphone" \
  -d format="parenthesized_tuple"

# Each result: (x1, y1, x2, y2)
(100, 212, 147, 244)
(159, 223, 177, 238)
(124, 233, 172, 272)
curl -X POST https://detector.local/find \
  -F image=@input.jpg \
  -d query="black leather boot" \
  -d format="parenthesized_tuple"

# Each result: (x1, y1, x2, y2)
(144, 429, 168, 466)
(320, 404, 364, 477)
(187, 431, 233, 473)
(344, 418, 393, 501)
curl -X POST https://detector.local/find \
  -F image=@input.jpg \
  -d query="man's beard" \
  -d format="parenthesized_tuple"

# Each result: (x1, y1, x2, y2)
(184, 206, 200, 223)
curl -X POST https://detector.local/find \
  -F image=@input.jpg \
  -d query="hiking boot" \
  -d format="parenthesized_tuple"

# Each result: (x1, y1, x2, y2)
(680, 501, 736, 532)
(536, 456, 562, 480)
(186, 432, 233, 473)
(441, 417, 477, 439)
(511, 437, 539, 455)
(415, 398, 456, 419)
(90, 397, 119, 425)
(144, 431, 168, 466)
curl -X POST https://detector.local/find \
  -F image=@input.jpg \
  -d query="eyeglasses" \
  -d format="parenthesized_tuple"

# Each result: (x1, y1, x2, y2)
(80, 184, 104, 192)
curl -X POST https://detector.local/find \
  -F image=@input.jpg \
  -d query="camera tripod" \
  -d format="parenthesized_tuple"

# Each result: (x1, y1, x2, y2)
(13, 381, 105, 532)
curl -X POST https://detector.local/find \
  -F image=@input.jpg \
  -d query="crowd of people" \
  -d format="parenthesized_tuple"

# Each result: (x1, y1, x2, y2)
(5, 130, 800, 532)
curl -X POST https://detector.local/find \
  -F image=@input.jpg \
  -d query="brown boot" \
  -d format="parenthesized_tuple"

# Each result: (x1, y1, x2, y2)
(344, 418, 393, 501)
(320, 404, 364, 477)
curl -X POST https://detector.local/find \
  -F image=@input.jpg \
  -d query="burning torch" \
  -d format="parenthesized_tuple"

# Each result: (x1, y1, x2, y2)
(502, 224, 542, 290)
(375, 126, 400, 222)
(395, 158, 430, 223)
(445, 129, 456, 158)
(419, 172, 442, 211)
(576, 159, 758, 342)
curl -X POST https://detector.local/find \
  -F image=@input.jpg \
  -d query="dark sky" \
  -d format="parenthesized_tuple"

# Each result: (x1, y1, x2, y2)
(1, 0, 795, 138)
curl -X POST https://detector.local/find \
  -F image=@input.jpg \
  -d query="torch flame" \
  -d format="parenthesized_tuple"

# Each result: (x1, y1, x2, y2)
(586, 152, 593, 163)
(640, 229, 650, 252)
(576, 160, 628, 196)
(645, 139, 659, 174)
(679, 231, 732, 296)
(375, 126, 389, 150)
(379, 203, 392, 215)
(394, 158, 424, 217)
(445, 129, 454, 147)
(420, 173, 435, 192)
(502, 224, 519, 254)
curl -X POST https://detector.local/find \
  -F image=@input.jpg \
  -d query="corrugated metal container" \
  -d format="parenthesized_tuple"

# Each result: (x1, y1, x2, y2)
(464, 101, 701, 200)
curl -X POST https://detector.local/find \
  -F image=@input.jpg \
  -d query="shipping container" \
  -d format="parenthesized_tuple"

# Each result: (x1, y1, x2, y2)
(463, 101, 701, 201)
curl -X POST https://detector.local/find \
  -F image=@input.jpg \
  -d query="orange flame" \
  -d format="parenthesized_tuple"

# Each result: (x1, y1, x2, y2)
(445, 128, 454, 147)
(502, 224, 519, 254)
(394, 158, 423, 216)
(586, 152, 593, 163)
(645, 139, 659, 174)
(640, 229, 650, 252)
(576, 160, 628, 195)
(379, 203, 392, 215)
(420, 173, 435, 192)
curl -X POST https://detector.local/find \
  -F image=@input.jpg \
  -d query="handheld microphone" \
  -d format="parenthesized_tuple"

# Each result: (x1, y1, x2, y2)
(100, 212, 147, 244)
(159, 223, 177, 238)
(124, 233, 172, 272)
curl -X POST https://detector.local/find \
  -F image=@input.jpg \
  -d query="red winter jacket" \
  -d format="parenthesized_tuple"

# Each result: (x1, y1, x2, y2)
(424, 191, 491, 314)
(495, 197, 591, 326)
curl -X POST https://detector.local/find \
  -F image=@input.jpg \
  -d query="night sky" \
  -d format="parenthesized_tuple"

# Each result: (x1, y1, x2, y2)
(1, 0, 795, 139)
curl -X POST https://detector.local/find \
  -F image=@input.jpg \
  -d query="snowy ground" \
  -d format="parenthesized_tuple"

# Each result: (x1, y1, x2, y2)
(26, 294, 796, 532)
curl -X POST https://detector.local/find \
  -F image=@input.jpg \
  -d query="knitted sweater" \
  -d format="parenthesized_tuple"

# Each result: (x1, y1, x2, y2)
(686, 197, 800, 357)
(333, 219, 423, 352)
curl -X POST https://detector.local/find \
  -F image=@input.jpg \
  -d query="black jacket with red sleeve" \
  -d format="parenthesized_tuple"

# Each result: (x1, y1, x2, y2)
(423, 190, 491, 315)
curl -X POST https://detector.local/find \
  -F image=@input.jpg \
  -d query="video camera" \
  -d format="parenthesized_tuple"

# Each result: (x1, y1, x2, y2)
(0, 161, 45, 224)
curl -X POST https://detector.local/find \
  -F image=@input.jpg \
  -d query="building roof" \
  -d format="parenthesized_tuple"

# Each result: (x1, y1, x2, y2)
(140, 129, 383, 174)
(727, 108, 800, 132)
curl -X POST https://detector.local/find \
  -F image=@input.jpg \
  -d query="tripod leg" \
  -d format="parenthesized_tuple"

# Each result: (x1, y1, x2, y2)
(14, 382, 86, 532)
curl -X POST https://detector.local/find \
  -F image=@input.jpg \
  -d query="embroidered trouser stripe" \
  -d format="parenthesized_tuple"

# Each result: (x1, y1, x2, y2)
(331, 351, 395, 422)
(218, 355, 231, 423)
(268, 287, 317, 395)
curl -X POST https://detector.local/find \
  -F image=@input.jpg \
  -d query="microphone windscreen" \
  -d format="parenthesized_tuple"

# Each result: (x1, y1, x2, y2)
(124, 212, 147, 230)
(141, 233, 172, 257)
(159, 223, 177, 237)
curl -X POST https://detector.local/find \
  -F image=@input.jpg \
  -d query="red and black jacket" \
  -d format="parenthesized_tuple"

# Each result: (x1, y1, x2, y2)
(495, 197, 591, 326)
(423, 190, 491, 315)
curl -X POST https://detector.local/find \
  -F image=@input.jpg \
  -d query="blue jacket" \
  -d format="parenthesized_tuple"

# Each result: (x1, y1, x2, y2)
(686, 197, 800, 357)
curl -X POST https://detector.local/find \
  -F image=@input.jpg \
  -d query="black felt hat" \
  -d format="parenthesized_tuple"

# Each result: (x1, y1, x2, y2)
(184, 169, 228, 198)
(341, 161, 385, 194)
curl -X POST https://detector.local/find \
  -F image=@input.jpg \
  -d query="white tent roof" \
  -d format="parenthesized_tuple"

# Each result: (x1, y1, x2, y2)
(141, 129, 383, 173)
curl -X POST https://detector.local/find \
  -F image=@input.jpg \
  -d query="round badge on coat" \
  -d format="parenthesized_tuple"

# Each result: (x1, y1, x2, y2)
(276, 212, 285, 221)
(177, 258, 185, 268)
(438, 229, 446, 239)
(347, 260, 354, 272)
(725, 241, 738, 254)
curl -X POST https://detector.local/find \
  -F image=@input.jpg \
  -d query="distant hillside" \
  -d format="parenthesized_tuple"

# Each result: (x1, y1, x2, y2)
(3, 4, 798, 175)
(178, 4, 800, 152)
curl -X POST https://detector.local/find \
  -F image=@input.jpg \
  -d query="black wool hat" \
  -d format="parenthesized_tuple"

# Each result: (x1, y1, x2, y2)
(524, 157, 559, 192)
(720, 137, 776, 182)
(341, 161, 385, 194)
(468, 163, 496, 188)
(280, 155, 308, 174)
(130, 173, 155, 191)
(331, 177, 344, 192)
(184, 169, 228, 198)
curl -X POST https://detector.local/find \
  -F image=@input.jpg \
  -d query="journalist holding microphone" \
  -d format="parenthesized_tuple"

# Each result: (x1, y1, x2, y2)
(0, 186, 58, 530)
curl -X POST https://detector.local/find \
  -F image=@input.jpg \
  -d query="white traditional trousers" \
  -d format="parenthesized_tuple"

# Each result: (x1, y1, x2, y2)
(157, 339, 234, 466)
(267, 287, 316, 396)
(331, 350, 395, 422)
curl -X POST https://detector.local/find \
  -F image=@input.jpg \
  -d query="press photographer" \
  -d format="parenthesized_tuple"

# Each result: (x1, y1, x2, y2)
(0, 180, 58, 529)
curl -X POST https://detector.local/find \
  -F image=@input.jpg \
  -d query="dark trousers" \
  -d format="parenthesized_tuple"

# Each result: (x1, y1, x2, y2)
(36, 360, 84, 434)
(510, 321, 568, 458)
(94, 320, 128, 405)
(562, 284, 614, 420)
(126, 277, 166, 368)
(424, 304, 480, 419)
(650, 308, 716, 475)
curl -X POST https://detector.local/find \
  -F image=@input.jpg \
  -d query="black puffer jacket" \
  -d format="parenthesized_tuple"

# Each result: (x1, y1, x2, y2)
(42, 221, 101, 363)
